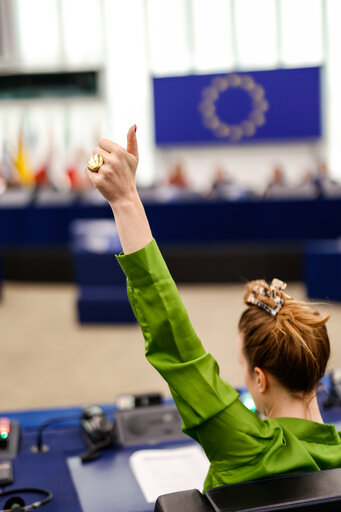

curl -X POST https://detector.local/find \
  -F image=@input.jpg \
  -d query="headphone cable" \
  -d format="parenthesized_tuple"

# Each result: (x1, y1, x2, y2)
(35, 414, 81, 452)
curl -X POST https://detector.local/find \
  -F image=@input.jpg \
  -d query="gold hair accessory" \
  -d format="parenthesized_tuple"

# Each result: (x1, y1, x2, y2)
(246, 278, 288, 317)
(87, 154, 104, 172)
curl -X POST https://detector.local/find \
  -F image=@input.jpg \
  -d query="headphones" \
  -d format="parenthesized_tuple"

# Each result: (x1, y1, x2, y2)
(0, 488, 53, 511)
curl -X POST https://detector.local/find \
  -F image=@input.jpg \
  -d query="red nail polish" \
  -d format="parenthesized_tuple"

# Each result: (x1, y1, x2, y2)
(134, 124, 137, 133)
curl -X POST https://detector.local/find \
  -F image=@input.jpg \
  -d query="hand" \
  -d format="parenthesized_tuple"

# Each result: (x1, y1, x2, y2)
(87, 125, 139, 206)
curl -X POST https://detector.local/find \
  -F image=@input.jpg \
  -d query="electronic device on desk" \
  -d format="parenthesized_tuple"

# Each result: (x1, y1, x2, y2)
(0, 418, 20, 459)
(0, 460, 53, 512)
(0, 461, 13, 486)
(0, 485, 53, 512)
(116, 392, 163, 410)
(32, 406, 114, 463)
(323, 368, 341, 409)
(114, 393, 187, 447)
(81, 405, 115, 462)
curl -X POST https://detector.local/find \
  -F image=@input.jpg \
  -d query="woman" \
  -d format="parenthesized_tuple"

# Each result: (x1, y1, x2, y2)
(87, 127, 341, 491)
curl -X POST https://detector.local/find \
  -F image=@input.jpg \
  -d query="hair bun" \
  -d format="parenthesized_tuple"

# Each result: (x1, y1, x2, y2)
(244, 278, 290, 317)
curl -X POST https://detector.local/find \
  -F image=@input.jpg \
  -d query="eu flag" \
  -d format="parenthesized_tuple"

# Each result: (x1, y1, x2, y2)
(153, 67, 321, 145)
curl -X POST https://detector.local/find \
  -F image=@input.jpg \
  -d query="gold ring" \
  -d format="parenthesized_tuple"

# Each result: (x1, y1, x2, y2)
(87, 154, 104, 172)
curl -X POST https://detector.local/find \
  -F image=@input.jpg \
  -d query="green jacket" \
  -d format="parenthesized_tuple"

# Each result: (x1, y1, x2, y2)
(117, 239, 341, 492)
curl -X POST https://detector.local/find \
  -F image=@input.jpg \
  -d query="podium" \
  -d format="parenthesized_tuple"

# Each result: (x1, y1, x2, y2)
(70, 219, 136, 324)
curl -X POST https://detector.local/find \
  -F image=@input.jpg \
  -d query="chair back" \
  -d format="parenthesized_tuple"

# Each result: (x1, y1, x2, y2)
(154, 468, 341, 511)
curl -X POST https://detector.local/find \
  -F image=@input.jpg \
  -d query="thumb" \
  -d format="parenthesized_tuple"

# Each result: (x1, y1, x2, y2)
(126, 125, 139, 162)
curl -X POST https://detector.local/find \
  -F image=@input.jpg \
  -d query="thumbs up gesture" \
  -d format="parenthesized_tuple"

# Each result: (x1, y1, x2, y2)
(87, 125, 139, 206)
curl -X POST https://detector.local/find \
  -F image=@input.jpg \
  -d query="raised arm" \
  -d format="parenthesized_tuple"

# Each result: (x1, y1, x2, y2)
(86, 125, 153, 254)
(86, 129, 276, 485)
(86, 126, 239, 424)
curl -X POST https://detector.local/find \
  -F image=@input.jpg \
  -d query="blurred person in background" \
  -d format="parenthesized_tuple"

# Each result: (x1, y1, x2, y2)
(313, 161, 338, 198)
(208, 166, 232, 198)
(264, 165, 286, 198)
(157, 161, 196, 202)
(207, 166, 250, 200)
(299, 161, 339, 199)
(167, 162, 190, 190)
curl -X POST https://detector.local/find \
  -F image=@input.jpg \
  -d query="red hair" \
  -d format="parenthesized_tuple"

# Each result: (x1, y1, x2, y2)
(238, 280, 330, 393)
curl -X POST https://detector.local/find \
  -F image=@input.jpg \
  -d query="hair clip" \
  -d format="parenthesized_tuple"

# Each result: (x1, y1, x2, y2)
(269, 278, 287, 299)
(246, 294, 283, 317)
(246, 278, 287, 317)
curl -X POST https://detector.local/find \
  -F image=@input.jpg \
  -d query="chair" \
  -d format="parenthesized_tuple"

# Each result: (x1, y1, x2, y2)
(304, 240, 341, 301)
(154, 468, 341, 511)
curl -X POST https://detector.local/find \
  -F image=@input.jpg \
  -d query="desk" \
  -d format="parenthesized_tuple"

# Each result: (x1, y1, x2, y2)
(1, 379, 341, 512)
(0, 404, 194, 512)
(2, 198, 341, 248)
(3, 198, 341, 283)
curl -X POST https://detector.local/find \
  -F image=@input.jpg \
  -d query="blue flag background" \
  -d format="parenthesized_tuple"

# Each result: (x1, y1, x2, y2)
(153, 67, 322, 145)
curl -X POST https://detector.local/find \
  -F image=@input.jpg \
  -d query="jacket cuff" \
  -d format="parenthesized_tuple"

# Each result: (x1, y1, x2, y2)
(115, 239, 171, 284)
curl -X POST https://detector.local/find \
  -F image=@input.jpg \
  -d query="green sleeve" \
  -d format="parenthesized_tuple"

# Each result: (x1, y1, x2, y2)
(116, 240, 278, 465)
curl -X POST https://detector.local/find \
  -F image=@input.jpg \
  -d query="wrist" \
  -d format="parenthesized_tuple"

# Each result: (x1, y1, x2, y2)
(109, 190, 141, 213)
(109, 191, 153, 255)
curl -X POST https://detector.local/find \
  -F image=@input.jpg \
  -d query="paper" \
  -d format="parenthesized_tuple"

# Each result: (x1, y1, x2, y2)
(129, 444, 210, 503)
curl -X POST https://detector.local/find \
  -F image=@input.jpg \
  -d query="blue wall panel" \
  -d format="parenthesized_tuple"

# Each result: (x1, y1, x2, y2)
(153, 67, 322, 145)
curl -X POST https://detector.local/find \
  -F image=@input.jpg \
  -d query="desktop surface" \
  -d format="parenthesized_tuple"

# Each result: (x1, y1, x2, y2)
(0, 381, 340, 512)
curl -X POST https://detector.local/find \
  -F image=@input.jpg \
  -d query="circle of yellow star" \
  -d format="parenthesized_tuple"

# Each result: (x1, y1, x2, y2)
(198, 73, 269, 142)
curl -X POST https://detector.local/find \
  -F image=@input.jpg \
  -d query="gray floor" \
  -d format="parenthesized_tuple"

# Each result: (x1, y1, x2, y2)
(1, 280, 340, 412)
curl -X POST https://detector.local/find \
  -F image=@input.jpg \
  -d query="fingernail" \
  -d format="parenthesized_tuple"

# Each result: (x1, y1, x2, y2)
(134, 124, 137, 133)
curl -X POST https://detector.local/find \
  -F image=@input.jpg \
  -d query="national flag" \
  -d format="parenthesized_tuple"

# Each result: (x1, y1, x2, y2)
(153, 67, 321, 145)
(14, 128, 35, 186)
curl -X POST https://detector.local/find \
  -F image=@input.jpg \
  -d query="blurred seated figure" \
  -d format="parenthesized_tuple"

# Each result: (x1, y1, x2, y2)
(315, 161, 336, 185)
(265, 166, 317, 200)
(264, 166, 286, 198)
(208, 166, 250, 200)
(210, 167, 232, 192)
(167, 163, 190, 190)
(159, 162, 200, 202)
(312, 161, 341, 198)
(208, 167, 231, 198)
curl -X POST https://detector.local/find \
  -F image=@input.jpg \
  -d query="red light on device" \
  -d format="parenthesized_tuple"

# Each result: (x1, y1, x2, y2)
(0, 418, 10, 440)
